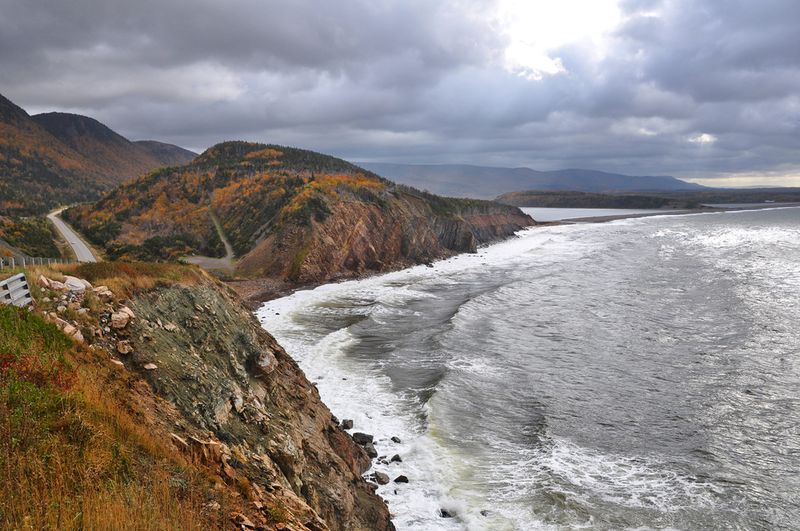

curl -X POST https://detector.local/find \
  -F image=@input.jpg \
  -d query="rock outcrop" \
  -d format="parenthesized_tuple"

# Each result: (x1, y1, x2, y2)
(236, 190, 533, 284)
(123, 282, 393, 530)
(26, 264, 394, 530)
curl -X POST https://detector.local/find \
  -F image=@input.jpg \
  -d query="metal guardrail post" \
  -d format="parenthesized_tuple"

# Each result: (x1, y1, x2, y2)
(0, 273, 33, 307)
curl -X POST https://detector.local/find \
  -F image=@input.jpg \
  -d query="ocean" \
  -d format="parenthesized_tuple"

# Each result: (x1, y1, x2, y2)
(257, 207, 800, 530)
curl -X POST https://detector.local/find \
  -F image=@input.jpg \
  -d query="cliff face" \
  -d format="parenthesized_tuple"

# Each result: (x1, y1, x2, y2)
(17, 263, 393, 530)
(236, 191, 534, 283)
(125, 283, 393, 530)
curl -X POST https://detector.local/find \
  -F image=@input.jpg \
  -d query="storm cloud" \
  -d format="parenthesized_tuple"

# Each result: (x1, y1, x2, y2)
(1, 0, 799, 185)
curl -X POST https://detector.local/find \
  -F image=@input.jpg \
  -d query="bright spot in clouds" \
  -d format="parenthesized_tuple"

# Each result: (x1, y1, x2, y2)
(497, 0, 622, 79)
(689, 133, 718, 145)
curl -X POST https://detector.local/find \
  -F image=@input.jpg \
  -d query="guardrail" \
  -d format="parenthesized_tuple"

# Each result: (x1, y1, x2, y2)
(0, 273, 33, 307)
(0, 256, 76, 271)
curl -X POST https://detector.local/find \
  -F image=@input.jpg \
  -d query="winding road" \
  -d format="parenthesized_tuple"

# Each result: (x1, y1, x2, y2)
(47, 208, 98, 262)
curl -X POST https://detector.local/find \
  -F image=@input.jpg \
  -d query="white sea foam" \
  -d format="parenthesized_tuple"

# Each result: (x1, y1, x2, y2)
(259, 294, 468, 529)
(254, 209, 797, 530)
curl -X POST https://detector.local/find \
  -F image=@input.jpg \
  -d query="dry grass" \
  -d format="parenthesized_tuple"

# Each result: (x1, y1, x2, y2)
(68, 262, 207, 300)
(0, 305, 225, 530)
(0, 262, 208, 304)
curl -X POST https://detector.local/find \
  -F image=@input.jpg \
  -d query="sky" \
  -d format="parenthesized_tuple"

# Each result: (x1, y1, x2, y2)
(1, 0, 799, 186)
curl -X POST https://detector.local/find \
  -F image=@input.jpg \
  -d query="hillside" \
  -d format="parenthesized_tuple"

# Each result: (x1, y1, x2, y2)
(1, 262, 393, 529)
(0, 94, 108, 215)
(358, 162, 705, 199)
(32, 112, 193, 182)
(0, 93, 195, 216)
(135, 140, 197, 166)
(496, 190, 700, 209)
(0, 216, 63, 258)
(64, 142, 533, 286)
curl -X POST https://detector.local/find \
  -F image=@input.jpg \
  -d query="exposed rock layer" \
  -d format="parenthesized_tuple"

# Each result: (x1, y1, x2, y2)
(125, 282, 394, 530)
(237, 194, 534, 283)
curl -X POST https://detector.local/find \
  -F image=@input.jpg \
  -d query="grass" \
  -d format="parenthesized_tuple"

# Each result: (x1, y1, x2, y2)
(0, 304, 225, 529)
(67, 261, 207, 300)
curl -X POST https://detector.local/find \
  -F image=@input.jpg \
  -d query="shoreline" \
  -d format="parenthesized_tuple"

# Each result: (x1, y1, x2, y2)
(251, 204, 799, 529)
(228, 203, 800, 306)
(555, 202, 800, 224)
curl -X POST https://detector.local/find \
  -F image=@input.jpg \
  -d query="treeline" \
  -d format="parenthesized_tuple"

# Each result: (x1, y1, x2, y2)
(496, 188, 800, 209)
(495, 190, 698, 209)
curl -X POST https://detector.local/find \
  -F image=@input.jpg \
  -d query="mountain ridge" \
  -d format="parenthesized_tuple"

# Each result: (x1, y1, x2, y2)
(357, 162, 706, 198)
(0, 92, 196, 215)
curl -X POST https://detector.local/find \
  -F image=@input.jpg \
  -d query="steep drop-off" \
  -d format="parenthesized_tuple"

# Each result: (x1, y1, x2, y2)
(65, 141, 534, 285)
(2, 262, 393, 530)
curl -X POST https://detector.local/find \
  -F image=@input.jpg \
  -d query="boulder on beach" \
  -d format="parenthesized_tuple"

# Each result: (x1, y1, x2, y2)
(370, 472, 390, 485)
(352, 432, 373, 445)
(364, 442, 378, 458)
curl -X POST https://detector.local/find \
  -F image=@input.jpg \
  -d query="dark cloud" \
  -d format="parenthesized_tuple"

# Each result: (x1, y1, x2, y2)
(1, 0, 799, 185)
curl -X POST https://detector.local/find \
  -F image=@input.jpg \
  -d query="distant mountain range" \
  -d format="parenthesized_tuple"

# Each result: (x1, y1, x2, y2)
(0, 92, 196, 215)
(357, 163, 706, 198)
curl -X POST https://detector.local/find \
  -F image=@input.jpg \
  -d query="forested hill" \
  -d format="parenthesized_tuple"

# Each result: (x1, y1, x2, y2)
(0, 92, 195, 216)
(65, 141, 533, 284)
(32, 112, 195, 179)
(496, 190, 700, 209)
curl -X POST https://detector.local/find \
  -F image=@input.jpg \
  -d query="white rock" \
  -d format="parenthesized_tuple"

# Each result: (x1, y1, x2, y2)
(92, 286, 114, 301)
(110, 311, 130, 329)
(143, 363, 158, 370)
(63, 276, 88, 292)
(70, 329, 85, 344)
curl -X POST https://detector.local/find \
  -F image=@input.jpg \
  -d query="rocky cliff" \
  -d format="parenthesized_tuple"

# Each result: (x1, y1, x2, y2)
(8, 262, 394, 530)
(236, 189, 534, 283)
(125, 283, 392, 530)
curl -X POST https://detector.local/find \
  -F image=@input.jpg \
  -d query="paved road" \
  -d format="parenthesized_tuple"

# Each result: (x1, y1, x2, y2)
(47, 208, 97, 262)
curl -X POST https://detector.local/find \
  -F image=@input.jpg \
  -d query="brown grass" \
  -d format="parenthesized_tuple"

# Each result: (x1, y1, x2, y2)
(0, 305, 226, 530)
(0, 262, 209, 304)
